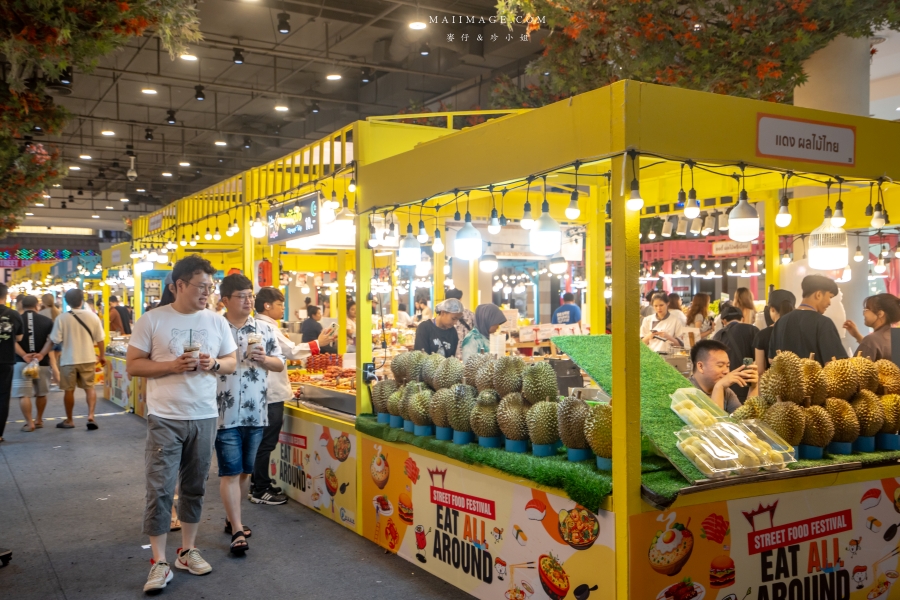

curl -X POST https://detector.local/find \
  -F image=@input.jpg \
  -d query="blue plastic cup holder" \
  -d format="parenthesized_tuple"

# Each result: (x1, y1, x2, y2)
(876, 433, 900, 451)
(413, 424, 434, 437)
(797, 444, 824, 460)
(853, 436, 876, 453)
(389, 415, 404, 428)
(376, 412, 390, 424)
(505, 438, 528, 453)
(827, 441, 853, 455)
(567, 447, 593, 462)
(435, 426, 453, 441)
(596, 456, 612, 471)
(478, 436, 503, 448)
(533, 443, 556, 457)
(403, 420, 415, 433)
(452, 430, 474, 445)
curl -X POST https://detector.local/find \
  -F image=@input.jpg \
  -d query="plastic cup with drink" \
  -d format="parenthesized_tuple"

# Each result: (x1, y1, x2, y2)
(246, 332, 263, 361)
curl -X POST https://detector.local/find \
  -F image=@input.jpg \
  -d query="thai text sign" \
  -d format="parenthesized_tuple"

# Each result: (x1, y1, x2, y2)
(267, 193, 319, 243)
(757, 114, 855, 166)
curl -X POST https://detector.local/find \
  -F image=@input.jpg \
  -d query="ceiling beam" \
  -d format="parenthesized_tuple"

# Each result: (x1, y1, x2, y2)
(60, 113, 310, 142)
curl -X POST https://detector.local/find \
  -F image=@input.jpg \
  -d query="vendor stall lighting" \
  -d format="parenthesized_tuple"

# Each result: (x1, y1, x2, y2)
(775, 193, 792, 228)
(832, 200, 846, 228)
(348, 177, 357, 193)
(646, 227, 656, 240)
(231, 218, 239, 233)
(625, 151, 643, 211)
(718, 211, 729, 231)
(204, 227, 212, 241)
(565, 162, 581, 219)
(808, 216, 849, 271)
(189, 233, 197, 247)
(488, 208, 501, 234)
(367, 223, 379, 248)
(156, 249, 168, 264)
(454, 212, 483, 261)
(895, 245, 900, 259)
(661, 218, 674, 238)
(875, 257, 888, 274)
(549, 253, 568, 275)
(250, 211, 267, 238)
(882, 244, 890, 258)
(682, 162, 700, 219)
(530, 177, 561, 256)
(417, 220, 428, 244)
(782, 253, 791, 265)
(147, 248, 159, 262)
(130, 249, 141, 259)
(728, 190, 760, 243)
(872, 204, 886, 229)
(398, 224, 421, 266)
(180, 235, 187, 247)
(480, 247, 499, 273)
(701, 214, 715, 235)
(689, 217, 702, 236)
(213, 227, 221, 241)
(676, 218, 688, 236)
(166, 239, 177, 251)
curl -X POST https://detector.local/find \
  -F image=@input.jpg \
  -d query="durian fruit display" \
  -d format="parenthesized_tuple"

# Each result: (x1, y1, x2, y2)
(526, 400, 560, 446)
(761, 400, 806, 446)
(408, 388, 434, 426)
(464, 353, 490, 387)
(800, 406, 835, 448)
(731, 396, 774, 421)
(799, 356, 828, 406)
(433, 357, 464, 390)
(557, 396, 590, 450)
(522, 362, 559, 405)
(447, 384, 477, 432)
(850, 389, 885, 437)
(824, 398, 860, 444)
(390, 350, 428, 385)
(850, 354, 880, 393)
(496, 393, 529, 441)
(421, 354, 445, 389)
(371, 379, 398, 414)
(822, 358, 858, 400)
(759, 351, 804, 404)
(387, 386, 404, 417)
(876, 360, 900, 395)
(584, 402, 613, 459)
(493, 356, 525, 397)
(400, 382, 427, 421)
(879, 394, 900, 434)
(429, 388, 455, 429)
(470, 390, 502, 438)
(475, 357, 497, 392)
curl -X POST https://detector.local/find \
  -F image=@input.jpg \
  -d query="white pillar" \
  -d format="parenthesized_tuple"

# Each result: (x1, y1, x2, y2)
(793, 35, 870, 116)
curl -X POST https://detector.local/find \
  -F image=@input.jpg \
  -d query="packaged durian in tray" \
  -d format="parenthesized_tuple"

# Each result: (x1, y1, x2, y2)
(670, 387, 728, 428)
(674, 427, 742, 480)
(727, 420, 796, 472)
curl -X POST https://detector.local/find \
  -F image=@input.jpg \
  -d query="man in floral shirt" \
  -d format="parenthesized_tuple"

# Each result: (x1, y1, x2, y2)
(215, 274, 284, 554)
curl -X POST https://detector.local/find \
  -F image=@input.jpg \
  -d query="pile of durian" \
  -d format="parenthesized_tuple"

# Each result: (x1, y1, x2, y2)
(370, 351, 612, 459)
(732, 351, 900, 449)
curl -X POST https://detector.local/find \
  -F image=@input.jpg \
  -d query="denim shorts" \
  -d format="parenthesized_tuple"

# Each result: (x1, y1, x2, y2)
(215, 426, 264, 477)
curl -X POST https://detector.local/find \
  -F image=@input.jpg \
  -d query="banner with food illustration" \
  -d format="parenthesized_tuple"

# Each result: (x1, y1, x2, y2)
(360, 437, 615, 600)
(274, 413, 357, 531)
(630, 477, 900, 600)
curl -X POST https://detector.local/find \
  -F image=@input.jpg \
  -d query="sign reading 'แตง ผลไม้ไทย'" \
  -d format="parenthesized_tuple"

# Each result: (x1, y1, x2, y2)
(266, 193, 320, 243)
(756, 113, 856, 166)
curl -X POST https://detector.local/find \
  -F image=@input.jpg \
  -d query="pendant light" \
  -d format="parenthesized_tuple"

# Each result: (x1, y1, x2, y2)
(548, 253, 568, 275)
(565, 161, 581, 219)
(529, 176, 561, 256)
(781, 252, 791, 265)
(646, 227, 657, 240)
(808, 216, 849, 271)
(454, 211, 483, 261)
(718, 211, 730, 231)
(775, 185, 792, 228)
(675, 217, 689, 236)
(872, 182, 886, 229)
(661, 218, 674, 238)
(683, 162, 700, 219)
(204, 227, 212, 241)
(213, 227, 221, 241)
(398, 223, 421, 266)
(479, 244, 498, 273)
(626, 153, 643, 212)
(367, 218, 379, 248)
(250, 210, 267, 238)
(728, 170, 759, 242)
(488, 187, 501, 234)
(831, 177, 846, 228)
(520, 177, 534, 230)
(689, 217, 702, 236)
(417, 220, 428, 244)
(875, 256, 888, 274)
(701, 213, 715, 235)
(854, 245, 864, 262)
(180, 235, 187, 247)
(432, 228, 444, 253)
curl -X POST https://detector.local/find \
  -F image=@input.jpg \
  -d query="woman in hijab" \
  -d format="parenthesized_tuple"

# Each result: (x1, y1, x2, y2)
(461, 304, 508, 361)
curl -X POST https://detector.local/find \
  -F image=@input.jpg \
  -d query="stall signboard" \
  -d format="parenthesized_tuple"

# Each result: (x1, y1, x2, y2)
(267, 193, 320, 243)
(148, 213, 163, 232)
(274, 413, 357, 531)
(360, 439, 615, 600)
(629, 476, 900, 600)
(144, 279, 161, 296)
(105, 358, 131, 409)
(711, 241, 754, 256)
(756, 114, 856, 166)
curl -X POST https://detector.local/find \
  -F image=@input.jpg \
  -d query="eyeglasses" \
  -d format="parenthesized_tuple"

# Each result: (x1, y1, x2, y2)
(230, 293, 255, 301)
(181, 280, 216, 294)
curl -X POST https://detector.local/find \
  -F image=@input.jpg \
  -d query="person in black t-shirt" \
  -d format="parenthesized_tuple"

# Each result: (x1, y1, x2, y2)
(13, 295, 55, 432)
(753, 290, 795, 376)
(769, 275, 848, 366)
(414, 298, 463, 357)
(0, 284, 24, 441)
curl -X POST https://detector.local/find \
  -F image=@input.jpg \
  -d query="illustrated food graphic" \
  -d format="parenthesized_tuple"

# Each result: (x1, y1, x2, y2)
(370, 447, 389, 489)
(648, 517, 694, 576)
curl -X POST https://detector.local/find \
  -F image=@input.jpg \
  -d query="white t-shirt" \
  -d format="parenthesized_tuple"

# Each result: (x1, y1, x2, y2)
(50, 309, 104, 366)
(640, 312, 685, 353)
(129, 306, 237, 420)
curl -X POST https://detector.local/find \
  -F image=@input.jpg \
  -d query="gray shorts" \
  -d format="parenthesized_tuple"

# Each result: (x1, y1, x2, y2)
(143, 414, 217, 537)
(11, 363, 51, 398)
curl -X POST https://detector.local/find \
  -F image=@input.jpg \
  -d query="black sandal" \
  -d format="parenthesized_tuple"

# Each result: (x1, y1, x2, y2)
(224, 520, 251, 537)
(229, 531, 248, 555)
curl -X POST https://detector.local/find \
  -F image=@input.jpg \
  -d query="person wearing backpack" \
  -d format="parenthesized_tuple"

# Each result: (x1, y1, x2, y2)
(49, 288, 105, 430)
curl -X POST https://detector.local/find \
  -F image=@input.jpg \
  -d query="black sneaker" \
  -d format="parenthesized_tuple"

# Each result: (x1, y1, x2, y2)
(268, 478, 283, 494)
(250, 488, 288, 505)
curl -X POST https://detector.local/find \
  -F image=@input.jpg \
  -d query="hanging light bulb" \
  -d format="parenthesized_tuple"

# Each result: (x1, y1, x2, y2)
(488, 208, 501, 235)
(180, 235, 187, 247)
(147, 248, 159, 262)
(872, 202, 886, 229)
(875, 257, 888, 274)
(626, 178, 643, 212)
(213, 227, 221, 241)
(647, 227, 657, 240)
(775, 193, 792, 228)
(565, 189, 580, 220)
(204, 227, 212, 241)
(831, 199, 846, 228)
(882, 244, 890, 258)
(684, 190, 699, 220)
(895, 245, 900, 259)
(454, 212, 483, 261)
(781, 252, 791, 265)
(416, 220, 429, 244)
(661, 218, 674, 238)
(250, 211, 267, 238)
(231, 218, 239, 234)
(368, 223, 379, 248)
(432, 228, 444, 253)
(398, 223, 421, 266)
(479, 247, 498, 273)
(549, 253, 568, 275)
(520, 201, 534, 230)
(530, 183, 561, 256)
(728, 190, 759, 242)
(808, 217, 849, 271)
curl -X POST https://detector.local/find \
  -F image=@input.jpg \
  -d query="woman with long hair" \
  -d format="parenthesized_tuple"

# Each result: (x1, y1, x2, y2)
(667, 293, 687, 325)
(685, 293, 713, 340)
(844, 293, 900, 361)
(734, 287, 757, 325)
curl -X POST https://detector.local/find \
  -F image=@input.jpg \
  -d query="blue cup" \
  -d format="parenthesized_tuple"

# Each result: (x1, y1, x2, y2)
(435, 426, 453, 441)
(853, 436, 876, 453)
(876, 433, 900, 450)
(533, 443, 555, 457)
(403, 419, 415, 433)
(827, 441, 853, 455)
(452, 430, 474, 445)
(376, 412, 390, 424)
(413, 424, 434, 437)
(505, 438, 528, 453)
(596, 456, 612, 470)
(389, 415, 404, 428)
(478, 436, 503, 448)
(797, 444, 824, 460)
(567, 447, 593, 462)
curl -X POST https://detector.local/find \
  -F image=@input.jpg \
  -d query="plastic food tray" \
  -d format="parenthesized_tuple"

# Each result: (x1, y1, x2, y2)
(712, 421, 795, 473)
(670, 387, 728, 428)
(674, 427, 741, 480)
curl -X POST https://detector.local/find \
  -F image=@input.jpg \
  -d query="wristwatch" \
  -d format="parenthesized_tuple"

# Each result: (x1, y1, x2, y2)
(212, 359, 221, 372)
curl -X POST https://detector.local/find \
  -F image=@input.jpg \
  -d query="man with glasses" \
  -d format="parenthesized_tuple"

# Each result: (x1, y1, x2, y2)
(215, 274, 284, 554)
(252, 287, 335, 504)
(127, 255, 238, 593)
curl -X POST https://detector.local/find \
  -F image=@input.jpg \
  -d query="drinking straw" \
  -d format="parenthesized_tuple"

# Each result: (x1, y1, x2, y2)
(189, 329, 192, 345)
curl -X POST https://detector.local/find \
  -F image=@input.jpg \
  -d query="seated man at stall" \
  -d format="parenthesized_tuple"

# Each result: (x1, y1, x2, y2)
(712, 306, 759, 402)
(414, 298, 463, 357)
(689, 339, 759, 414)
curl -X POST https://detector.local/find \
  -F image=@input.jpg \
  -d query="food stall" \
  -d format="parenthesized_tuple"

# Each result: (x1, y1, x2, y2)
(99, 242, 138, 412)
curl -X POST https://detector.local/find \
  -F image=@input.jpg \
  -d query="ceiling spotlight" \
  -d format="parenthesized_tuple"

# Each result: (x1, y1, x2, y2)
(360, 68, 372, 83)
(105, 205, 114, 210)
(419, 43, 430, 56)
(166, 110, 177, 124)
(141, 84, 157, 95)
(180, 52, 197, 61)
(274, 97, 289, 112)
(77, 187, 83, 195)
(232, 47, 244, 64)
(58, 67, 73, 85)
(243, 137, 252, 149)
(179, 158, 190, 167)
(120, 197, 129, 202)
(144, 128, 153, 141)
(68, 165, 81, 171)
(162, 171, 173, 177)
(310, 102, 320, 113)
(194, 84, 205, 101)
(91, 212, 100, 219)
(135, 188, 145, 192)
(326, 72, 342, 81)
(277, 12, 291, 34)
(409, 18, 427, 30)
(79, 152, 91, 160)
(100, 128, 115, 136)
(214, 138, 227, 146)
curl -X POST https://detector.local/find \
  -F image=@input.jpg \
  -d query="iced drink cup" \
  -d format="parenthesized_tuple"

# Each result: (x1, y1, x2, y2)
(246, 333, 263, 360)
(183, 342, 201, 371)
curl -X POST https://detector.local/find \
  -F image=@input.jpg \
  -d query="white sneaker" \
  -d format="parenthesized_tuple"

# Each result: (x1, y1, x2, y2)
(143, 561, 173, 593)
(175, 547, 212, 575)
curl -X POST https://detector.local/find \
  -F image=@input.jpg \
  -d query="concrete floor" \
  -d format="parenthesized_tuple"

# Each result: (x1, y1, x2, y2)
(0, 391, 470, 599)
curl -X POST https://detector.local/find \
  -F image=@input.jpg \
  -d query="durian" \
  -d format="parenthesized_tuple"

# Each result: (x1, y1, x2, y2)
(497, 393, 529, 441)
(584, 402, 613, 459)
(522, 362, 559, 405)
(433, 357, 464, 390)
(850, 355, 880, 393)
(429, 388, 455, 428)
(470, 390, 501, 438)
(731, 396, 773, 420)
(822, 358, 858, 400)
(464, 354, 489, 387)
(799, 356, 827, 405)
(406, 351, 428, 383)
(876, 360, 900, 395)
(824, 398, 860, 444)
(493, 356, 525, 397)
(759, 351, 804, 404)
(447, 384, 477, 432)
(390, 352, 410, 384)
(850, 389, 885, 437)
(557, 396, 590, 449)
(475, 357, 497, 392)
(762, 400, 806, 446)
(526, 400, 560, 446)
(400, 382, 427, 421)
(408, 389, 434, 426)
(371, 379, 398, 414)
(801, 406, 835, 447)
(421, 354, 445, 389)
(387, 387, 404, 416)
(880, 394, 900, 434)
